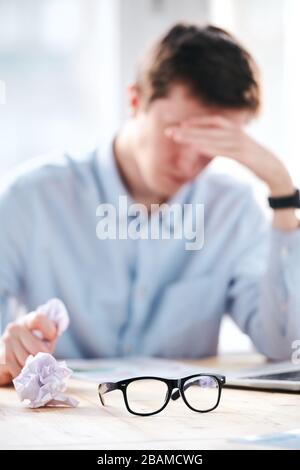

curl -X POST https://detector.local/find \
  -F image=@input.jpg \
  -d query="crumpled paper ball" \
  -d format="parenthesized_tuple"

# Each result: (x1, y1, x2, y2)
(13, 298, 77, 408)
(35, 298, 70, 336)
(13, 352, 78, 408)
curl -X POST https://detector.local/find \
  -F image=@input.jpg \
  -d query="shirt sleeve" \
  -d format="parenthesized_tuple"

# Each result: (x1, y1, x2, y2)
(226, 188, 300, 360)
(0, 181, 32, 333)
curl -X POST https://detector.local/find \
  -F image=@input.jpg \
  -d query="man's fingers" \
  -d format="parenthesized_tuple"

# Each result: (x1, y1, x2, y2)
(10, 338, 28, 368)
(4, 347, 21, 378)
(168, 128, 238, 156)
(0, 365, 12, 386)
(18, 326, 50, 355)
(8, 357, 22, 378)
(166, 127, 230, 142)
(47, 338, 57, 354)
(181, 115, 235, 129)
(0, 314, 59, 385)
(24, 312, 57, 342)
(165, 116, 235, 139)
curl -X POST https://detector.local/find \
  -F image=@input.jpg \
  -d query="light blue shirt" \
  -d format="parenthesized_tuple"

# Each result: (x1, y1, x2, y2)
(1, 141, 300, 360)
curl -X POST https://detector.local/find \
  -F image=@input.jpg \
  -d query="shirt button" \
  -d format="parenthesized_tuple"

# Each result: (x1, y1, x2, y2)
(281, 247, 289, 259)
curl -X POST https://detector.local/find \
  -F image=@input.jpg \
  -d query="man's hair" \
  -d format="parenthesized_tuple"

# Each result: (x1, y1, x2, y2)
(136, 23, 261, 114)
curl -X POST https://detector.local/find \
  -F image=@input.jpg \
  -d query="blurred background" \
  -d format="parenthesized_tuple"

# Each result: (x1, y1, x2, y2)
(0, 0, 299, 354)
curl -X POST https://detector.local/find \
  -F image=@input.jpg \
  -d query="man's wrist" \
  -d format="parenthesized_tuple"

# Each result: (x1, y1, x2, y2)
(266, 163, 299, 229)
(269, 183, 299, 230)
(269, 184, 295, 198)
(262, 155, 294, 196)
(268, 174, 294, 197)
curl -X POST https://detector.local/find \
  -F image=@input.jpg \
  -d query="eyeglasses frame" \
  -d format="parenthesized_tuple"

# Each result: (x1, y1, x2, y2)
(98, 373, 226, 416)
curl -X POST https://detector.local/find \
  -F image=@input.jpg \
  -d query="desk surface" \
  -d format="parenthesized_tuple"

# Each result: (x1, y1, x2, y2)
(0, 354, 299, 450)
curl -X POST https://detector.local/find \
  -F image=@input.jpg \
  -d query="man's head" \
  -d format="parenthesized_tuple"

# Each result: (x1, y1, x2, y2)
(122, 23, 261, 199)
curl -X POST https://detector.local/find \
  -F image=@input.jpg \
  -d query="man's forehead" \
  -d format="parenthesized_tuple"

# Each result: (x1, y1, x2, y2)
(160, 100, 250, 127)
(153, 86, 242, 121)
(157, 93, 208, 123)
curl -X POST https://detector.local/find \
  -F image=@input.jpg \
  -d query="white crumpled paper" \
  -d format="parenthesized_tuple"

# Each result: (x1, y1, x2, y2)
(13, 352, 78, 408)
(34, 298, 70, 337)
(13, 298, 78, 408)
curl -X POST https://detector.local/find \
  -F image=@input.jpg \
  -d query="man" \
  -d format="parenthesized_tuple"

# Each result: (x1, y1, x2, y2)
(0, 23, 300, 385)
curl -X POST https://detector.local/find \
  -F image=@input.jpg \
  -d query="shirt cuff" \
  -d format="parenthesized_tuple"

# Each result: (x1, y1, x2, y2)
(271, 227, 300, 252)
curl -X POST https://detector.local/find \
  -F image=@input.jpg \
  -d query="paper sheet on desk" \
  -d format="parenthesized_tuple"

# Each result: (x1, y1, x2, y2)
(232, 429, 300, 449)
(68, 356, 298, 384)
(67, 356, 216, 382)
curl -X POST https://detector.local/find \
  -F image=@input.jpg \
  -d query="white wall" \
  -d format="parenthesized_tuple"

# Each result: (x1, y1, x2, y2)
(118, 0, 209, 120)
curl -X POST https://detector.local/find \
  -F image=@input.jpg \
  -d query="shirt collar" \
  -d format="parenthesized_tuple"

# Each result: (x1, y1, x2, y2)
(96, 137, 197, 213)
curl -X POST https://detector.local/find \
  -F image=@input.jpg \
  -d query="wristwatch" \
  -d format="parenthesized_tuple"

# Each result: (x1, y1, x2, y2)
(268, 188, 300, 209)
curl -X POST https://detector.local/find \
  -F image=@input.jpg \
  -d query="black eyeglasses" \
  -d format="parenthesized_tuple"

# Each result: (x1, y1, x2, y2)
(98, 373, 226, 416)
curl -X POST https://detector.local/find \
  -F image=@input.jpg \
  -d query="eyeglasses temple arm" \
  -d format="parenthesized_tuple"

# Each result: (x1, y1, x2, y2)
(98, 382, 118, 406)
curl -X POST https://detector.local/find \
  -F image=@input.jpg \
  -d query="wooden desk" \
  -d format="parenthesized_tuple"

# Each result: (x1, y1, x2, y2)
(0, 354, 299, 450)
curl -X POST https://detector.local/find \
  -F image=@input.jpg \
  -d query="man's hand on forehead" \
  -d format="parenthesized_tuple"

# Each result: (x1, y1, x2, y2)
(164, 114, 239, 160)
(164, 113, 294, 201)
